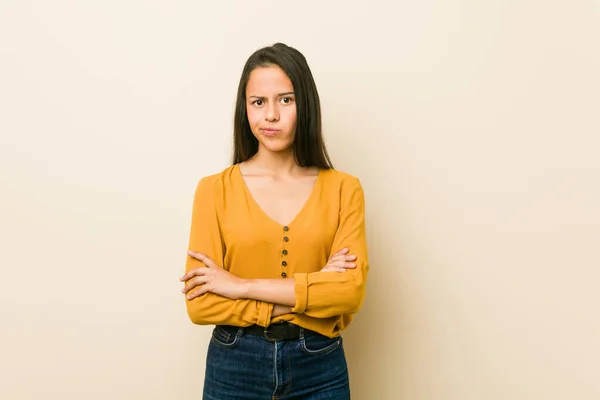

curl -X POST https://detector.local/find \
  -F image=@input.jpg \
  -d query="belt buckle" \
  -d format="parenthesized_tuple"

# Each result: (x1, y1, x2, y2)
(263, 321, 285, 342)
(263, 325, 278, 342)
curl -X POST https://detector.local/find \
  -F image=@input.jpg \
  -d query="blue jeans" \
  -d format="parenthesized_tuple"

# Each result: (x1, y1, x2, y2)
(203, 325, 350, 399)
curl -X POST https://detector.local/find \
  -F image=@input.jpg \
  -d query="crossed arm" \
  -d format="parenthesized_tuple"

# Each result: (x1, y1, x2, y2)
(180, 248, 357, 317)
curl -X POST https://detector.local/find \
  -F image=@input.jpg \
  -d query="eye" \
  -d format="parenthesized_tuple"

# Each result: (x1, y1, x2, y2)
(281, 97, 294, 104)
(252, 99, 264, 106)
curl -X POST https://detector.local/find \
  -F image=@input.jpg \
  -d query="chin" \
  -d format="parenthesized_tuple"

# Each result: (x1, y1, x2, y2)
(256, 139, 292, 153)
(255, 135, 294, 153)
(264, 143, 293, 153)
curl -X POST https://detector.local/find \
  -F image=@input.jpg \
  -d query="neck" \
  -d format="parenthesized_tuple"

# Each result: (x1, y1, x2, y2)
(247, 148, 302, 176)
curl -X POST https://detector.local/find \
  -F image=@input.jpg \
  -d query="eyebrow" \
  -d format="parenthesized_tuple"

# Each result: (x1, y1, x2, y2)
(248, 92, 295, 99)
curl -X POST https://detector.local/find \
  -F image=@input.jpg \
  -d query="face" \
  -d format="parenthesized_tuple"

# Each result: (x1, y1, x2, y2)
(245, 65, 297, 155)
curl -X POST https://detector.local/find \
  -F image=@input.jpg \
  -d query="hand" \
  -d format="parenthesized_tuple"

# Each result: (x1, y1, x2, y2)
(321, 248, 357, 273)
(180, 251, 248, 300)
(272, 304, 292, 318)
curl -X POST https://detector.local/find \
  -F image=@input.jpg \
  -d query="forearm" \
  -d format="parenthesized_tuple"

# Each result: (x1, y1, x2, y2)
(242, 278, 296, 307)
(290, 267, 368, 317)
(186, 294, 274, 327)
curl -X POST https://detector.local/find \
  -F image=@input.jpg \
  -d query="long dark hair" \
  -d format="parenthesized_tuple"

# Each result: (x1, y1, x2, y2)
(232, 43, 333, 169)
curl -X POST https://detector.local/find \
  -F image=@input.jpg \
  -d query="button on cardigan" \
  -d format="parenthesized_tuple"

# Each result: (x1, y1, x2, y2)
(184, 164, 369, 338)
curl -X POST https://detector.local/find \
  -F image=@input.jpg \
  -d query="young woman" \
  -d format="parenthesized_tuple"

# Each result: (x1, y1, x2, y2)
(180, 42, 369, 399)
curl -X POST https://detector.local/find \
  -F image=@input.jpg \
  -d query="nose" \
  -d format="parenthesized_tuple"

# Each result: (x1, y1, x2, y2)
(265, 102, 279, 122)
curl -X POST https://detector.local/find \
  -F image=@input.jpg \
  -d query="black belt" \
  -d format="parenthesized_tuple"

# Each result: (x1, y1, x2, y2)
(230, 321, 304, 342)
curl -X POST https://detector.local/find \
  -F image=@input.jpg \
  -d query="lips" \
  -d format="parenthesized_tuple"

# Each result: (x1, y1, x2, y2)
(261, 128, 280, 137)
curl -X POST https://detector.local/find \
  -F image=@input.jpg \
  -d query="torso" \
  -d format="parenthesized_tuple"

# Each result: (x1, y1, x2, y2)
(195, 164, 364, 337)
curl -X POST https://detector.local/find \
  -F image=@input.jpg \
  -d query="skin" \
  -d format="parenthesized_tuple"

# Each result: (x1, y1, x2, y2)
(180, 66, 356, 317)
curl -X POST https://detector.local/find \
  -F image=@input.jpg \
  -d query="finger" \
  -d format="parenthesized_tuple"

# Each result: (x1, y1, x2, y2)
(329, 248, 349, 260)
(329, 254, 355, 264)
(328, 254, 347, 263)
(180, 267, 209, 282)
(331, 258, 357, 267)
(180, 267, 208, 281)
(187, 251, 218, 268)
(187, 250, 203, 260)
(186, 284, 211, 300)
(322, 267, 347, 273)
(182, 276, 210, 294)
(327, 261, 356, 270)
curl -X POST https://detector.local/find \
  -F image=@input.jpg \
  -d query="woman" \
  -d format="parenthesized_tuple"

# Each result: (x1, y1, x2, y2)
(180, 42, 369, 399)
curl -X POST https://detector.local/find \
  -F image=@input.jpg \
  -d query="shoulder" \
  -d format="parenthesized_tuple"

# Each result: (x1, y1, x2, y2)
(321, 169, 366, 208)
(194, 165, 238, 193)
(322, 168, 363, 191)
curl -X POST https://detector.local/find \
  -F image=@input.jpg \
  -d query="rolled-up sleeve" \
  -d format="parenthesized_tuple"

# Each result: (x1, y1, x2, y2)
(184, 176, 273, 327)
(291, 178, 369, 317)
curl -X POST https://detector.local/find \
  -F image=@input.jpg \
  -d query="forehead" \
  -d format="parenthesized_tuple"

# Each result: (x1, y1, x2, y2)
(246, 66, 293, 95)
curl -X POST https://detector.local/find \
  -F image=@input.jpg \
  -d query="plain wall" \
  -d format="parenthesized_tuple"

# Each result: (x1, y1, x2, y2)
(1, 1, 599, 399)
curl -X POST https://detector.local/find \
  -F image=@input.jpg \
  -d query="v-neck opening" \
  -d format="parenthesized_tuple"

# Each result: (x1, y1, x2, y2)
(235, 164, 323, 229)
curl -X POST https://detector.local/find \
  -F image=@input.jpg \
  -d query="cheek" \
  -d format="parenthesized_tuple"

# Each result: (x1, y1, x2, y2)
(286, 108, 297, 130)
(246, 108, 260, 128)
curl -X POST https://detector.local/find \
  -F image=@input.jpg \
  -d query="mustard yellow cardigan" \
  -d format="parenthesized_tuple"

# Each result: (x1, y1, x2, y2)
(184, 164, 369, 338)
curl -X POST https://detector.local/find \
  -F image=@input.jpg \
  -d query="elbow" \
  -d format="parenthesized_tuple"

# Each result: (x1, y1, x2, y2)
(342, 278, 367, 314)
(187, 312, 208, 326)
(185, 300, 213, 325)
(344, 300, 364, 315)
(186, 309, 207, 326)
(340, 264, 369, 314)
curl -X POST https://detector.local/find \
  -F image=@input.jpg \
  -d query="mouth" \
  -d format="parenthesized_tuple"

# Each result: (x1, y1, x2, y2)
(261, 128, 281, 137)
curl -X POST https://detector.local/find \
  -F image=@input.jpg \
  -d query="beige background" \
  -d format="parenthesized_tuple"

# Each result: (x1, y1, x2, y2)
(1, 1, 599, 399)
